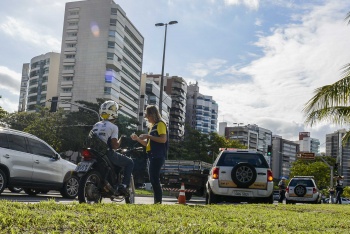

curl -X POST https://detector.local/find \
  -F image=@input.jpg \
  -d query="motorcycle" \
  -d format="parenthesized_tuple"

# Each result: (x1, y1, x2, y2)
(75, 136, 143, 204)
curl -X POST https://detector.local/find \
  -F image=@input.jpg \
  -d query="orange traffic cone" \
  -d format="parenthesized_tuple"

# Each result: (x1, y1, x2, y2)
(177, 183, 186, 205)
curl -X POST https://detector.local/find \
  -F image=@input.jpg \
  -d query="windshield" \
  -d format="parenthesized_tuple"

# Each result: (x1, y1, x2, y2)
(216, 152, 269, 168)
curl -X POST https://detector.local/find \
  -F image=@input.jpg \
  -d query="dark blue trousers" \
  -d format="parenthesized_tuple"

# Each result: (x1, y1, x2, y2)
(148, 157, 165, 204)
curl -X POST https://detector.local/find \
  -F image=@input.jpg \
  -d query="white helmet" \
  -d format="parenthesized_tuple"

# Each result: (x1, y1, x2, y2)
(99, 100, 119, 120)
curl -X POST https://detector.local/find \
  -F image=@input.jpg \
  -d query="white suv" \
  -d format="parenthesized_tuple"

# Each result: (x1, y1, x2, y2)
(0, 128, 79, 198)
(206, 149, 274, 204)
(285, 176, 321, 204)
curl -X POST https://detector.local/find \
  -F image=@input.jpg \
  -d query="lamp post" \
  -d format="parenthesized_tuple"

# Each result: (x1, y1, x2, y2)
(155, 20, 178, 116)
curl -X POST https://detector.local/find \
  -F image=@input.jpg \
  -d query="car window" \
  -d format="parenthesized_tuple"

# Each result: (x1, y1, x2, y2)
(8, 134, 28, 153)
(0, 133, 9, 148)
(27, 138, 56, 158)
(289, 179, 314, 187)
(217, 153, 269, 168)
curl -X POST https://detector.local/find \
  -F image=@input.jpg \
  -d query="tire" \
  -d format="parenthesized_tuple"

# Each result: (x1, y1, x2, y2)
(78, 170, 103, 204)
(294, 185, 307, 197)
(60, 175, 79, 199)
(231, 163, 257, 188)
(262, 194, 274, 204)
(286, 199, 290, 204)
(185, 192, 193, 201)
(0, 169, 7, 194)
(125, 175, 135, 204)
(206, 189, 218, 204)
(24, 188, 41, 196)
(8, 186, 23, 193)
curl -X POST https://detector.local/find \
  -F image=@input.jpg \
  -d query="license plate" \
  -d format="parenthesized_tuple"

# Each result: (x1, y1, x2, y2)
(75, 161, 93, 172)
(232, 190, 252, 197)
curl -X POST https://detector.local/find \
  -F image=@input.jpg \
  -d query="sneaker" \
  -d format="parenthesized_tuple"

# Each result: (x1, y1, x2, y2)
(117, 184, 129, 196)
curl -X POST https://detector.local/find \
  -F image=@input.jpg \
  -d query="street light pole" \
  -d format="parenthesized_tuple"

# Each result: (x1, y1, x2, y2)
(155, 20, 178, 116)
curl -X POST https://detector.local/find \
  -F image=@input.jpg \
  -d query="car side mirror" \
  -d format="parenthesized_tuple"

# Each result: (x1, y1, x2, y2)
(52, 154, 60, 160)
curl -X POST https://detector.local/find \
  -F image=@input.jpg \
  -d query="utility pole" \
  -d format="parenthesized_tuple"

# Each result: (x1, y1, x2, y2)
(318, 156, 334, 188)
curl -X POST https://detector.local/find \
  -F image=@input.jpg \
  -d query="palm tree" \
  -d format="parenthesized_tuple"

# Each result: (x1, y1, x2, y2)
(303, 12, 350, 143)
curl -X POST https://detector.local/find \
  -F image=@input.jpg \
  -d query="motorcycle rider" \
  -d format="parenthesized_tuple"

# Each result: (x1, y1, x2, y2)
(90, 100, 134, 195)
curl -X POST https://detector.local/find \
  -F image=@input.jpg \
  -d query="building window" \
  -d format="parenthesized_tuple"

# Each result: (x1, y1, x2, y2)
(68, 22, 78, 26)
(110, 19, 117, 26)
(65, 54, 75, 59)
(64, 65, 74, 70)
(66, 43, 76, 48)
(63, 76, 73, 81)
(69, 11, 79, 16)
(111, 8, 118, 15)
(62, 88, 72, 93)
(67, 32, 77, 37)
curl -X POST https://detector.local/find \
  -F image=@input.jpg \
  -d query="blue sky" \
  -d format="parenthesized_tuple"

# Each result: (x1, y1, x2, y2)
(1, 0, 350, 152)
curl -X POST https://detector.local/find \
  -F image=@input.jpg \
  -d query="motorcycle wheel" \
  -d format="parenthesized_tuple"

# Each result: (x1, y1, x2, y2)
(125, 175, 135, 204)
(78, 170, 103, 204)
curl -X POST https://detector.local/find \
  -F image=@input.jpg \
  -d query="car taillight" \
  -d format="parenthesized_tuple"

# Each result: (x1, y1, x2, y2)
(212, 167, 219, 179)
(286, 186, 289, 193)
(313, 188, 317, 194)
(81, 149, 93, 160)
(267, 169, 273, 182)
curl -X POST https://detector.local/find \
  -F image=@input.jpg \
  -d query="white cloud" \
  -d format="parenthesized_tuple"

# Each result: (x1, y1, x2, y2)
(0, 16, 61, 51)
(224, 0, 259, 10)
(0, 66, 21, 95)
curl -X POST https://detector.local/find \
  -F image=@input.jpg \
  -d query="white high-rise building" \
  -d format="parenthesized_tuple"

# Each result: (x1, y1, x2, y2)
(18, 63, 30, 112)
(26, 52, 60, 112)
(57, 0, 144, 119)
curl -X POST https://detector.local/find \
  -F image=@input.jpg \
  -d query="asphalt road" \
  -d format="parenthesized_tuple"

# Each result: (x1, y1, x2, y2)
(0, 189, 206, 205)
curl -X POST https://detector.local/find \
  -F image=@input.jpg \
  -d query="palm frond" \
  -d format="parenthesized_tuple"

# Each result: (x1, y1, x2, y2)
(346, 11, 350, 25)
(304, 106, 350, 126)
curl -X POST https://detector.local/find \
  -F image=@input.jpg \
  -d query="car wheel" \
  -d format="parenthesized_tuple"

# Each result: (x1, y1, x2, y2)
(294, 185, 307, 197)
(60, 175, 79, 199)
(0, 169, 7, 194)
(24, 188, 41, 196)
(262, 194, 274, 204)
(8, 186, 23, 193)
(231, 163, 257, 188)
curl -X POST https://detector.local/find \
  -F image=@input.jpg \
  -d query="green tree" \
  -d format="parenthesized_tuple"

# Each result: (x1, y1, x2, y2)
(289, 156, 336, 189)
(0, 106, 7, 120)
(303, 12, 350, 143)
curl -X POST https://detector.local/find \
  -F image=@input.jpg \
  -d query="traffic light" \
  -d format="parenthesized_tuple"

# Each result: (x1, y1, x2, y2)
(267, 145, 272, 156)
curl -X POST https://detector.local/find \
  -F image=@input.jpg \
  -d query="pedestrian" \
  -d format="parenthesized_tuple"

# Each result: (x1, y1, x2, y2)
(90, 100, 134, 195)
(131, 105, 168, 204)
(328, 187, 335, 204)
(278, 177, 287, 203)
(335, 175, 344, 204)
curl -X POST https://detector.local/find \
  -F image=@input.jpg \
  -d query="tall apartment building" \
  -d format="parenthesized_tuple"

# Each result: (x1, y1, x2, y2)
(57, 0, 143, 120)
(138, 73, 171, 131)
(186, 82, 218, 134)
(18, 63, 30, 112)
(224, 124, 272, 154)
(296, 132, 320, 154)
(26, 52, 60, 112)
(326, 129, 350, 185)
(272, 135, 299, 180)
(145, 74, 187, 141)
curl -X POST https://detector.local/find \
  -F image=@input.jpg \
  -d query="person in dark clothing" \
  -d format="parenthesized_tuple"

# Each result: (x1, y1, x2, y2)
(335, 175, 344, 204)
(278, 177, 287, 203)
(131, 105, 168, 204)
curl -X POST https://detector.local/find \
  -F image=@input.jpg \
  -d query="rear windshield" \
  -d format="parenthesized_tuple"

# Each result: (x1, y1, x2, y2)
(216, 152, 269, 168)
(289, 179, 315, 187)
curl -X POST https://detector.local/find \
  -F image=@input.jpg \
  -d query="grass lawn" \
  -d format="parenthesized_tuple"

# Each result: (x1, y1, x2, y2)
(1, 200, 350, 233)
